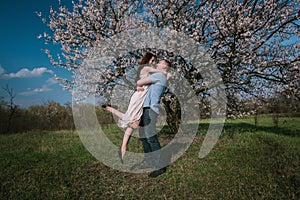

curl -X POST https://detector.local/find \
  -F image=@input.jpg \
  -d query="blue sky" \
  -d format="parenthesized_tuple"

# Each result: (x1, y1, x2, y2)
(0, 0, 72, 108)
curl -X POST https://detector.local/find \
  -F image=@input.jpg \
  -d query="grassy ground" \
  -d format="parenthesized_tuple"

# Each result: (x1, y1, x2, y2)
(0, 116, 299, 199)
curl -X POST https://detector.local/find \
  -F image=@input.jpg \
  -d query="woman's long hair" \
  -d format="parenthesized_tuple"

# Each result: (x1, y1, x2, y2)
(136, 52, 156, 81)
(138, 52, 156, 65)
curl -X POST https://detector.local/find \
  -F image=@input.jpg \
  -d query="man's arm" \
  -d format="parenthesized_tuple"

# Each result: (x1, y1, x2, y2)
(136, 77, 152, 87)
(144, 67, 167, 76)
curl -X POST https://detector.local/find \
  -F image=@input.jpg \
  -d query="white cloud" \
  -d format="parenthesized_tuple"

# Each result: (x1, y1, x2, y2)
(1, 67, 54, 79)
(19, 85, 53, 96)
(46, 77, 58, 85)
(19, 77, 58, 96)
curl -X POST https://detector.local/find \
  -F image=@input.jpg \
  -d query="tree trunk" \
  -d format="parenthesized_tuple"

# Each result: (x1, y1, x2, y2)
(162, 94, 181, 134)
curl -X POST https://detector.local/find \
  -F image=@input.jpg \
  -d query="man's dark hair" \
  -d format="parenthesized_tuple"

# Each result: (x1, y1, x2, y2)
(161, 59, 171, 68)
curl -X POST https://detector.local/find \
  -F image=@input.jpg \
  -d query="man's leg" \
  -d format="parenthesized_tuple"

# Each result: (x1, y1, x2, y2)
(145, 109, 161, 151)
(141, 108, 162, 169)
(139, 109, 152, 166)
(144, 109, 167, 177)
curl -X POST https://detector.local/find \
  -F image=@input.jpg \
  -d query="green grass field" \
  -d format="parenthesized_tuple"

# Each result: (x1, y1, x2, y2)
(0, 116, 299, 199)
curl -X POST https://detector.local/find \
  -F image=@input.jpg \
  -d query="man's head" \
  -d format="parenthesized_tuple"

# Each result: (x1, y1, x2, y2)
(157, 59, 171, 71)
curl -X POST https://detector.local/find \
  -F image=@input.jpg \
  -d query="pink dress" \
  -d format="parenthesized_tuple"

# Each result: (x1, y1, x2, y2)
(117, 68, 150, 129)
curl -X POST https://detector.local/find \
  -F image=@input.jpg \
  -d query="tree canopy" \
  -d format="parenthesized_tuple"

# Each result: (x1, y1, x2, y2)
(39, 0, 300, 117)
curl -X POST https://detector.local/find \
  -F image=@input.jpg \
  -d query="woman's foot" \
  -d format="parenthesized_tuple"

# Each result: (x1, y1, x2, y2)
(117, 149, 124, 164)
(121, 146, 126, 159)
(117, 147, 126, 164)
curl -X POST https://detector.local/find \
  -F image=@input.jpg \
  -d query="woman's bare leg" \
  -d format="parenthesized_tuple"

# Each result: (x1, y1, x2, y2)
(129, 120, 140, 129)
(106, 106, 124, 119)
(121, 127, 134, 159)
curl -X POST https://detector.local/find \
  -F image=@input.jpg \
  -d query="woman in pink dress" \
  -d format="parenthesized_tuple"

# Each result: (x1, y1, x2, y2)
(105, 52, 167, 163)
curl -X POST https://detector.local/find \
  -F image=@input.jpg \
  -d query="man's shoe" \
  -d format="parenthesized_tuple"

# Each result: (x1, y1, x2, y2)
(148, 168, 166, 178)
(101, 103, 112, 109)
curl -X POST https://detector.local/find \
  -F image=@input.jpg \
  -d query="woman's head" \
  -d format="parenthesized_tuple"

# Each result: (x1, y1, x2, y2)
(138, 52, 156, 65)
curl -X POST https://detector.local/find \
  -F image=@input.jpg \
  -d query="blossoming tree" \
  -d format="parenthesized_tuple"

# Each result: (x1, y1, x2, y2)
(39, 0, 299, 124)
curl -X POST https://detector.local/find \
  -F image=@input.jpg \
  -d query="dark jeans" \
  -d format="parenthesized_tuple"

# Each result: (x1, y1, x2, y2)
(139, 108, 161, 169)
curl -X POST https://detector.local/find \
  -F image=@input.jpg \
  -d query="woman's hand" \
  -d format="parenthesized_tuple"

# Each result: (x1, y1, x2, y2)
(136, 86, 144, 92)
(166, 72, 171, 80)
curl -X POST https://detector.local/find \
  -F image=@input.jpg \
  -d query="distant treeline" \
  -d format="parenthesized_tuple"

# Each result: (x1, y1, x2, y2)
(0, 101, 114, 134)
(0, 94, 299, 134)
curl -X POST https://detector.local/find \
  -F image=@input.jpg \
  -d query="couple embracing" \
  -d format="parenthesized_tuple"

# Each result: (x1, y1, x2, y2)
(105, 52, 170, 178)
